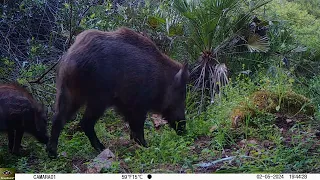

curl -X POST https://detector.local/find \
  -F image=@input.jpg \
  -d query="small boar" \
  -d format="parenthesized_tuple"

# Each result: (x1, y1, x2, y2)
(47, 27, 189, 158)
(0, 83, 49, 155)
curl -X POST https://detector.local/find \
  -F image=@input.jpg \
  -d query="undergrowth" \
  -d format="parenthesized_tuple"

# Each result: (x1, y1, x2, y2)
(1, 67, 319, 173)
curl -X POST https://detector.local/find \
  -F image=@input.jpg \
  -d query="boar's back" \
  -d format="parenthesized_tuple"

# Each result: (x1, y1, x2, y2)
(0, 84, 39, 131)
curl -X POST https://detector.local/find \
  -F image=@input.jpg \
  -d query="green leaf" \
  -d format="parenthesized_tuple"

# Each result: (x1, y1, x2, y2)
(168, 24, 184, 36)
(64, 3, 70, 9)
(90, 13, 96, 19)
(147, 16, 166, 29)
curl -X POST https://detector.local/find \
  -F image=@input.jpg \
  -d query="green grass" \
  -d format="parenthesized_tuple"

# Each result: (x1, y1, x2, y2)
(1, 73, 320, 173)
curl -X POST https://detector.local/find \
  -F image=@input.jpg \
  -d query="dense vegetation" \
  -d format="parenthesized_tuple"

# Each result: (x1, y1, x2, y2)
(1, 0, 319, 173)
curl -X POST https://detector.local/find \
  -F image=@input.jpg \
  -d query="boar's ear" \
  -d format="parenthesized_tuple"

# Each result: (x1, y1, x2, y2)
(174, 63, 190, 86)
(183, 63, 190, 80)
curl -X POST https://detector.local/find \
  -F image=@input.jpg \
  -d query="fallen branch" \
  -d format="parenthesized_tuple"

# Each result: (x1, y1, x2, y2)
(195, 155, 253, 168)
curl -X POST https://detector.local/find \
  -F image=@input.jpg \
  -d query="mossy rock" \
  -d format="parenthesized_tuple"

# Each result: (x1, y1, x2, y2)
(251, 90, 315, 116)
(231, 90, 315, 128)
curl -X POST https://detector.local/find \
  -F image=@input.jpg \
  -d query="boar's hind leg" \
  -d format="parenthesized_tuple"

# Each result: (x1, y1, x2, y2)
(126, 112, 148, 147)
(80, 101, 107, 152)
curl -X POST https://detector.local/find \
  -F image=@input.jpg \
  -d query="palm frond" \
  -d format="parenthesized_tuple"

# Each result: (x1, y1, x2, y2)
(212, 63, 229, 103)
(246, 33, 270, 53)
(174, 0, 271, 112)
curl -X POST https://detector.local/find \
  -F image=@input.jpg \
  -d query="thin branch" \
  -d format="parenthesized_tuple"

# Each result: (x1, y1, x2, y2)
(67, 0, 73, 47)
(67, 0, 100, 46)
(28, 56, 61, 84)
(28, 0, 101, 85)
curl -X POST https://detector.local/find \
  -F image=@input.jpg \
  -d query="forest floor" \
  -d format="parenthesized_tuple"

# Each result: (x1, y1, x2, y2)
(1, 108, 320, 173)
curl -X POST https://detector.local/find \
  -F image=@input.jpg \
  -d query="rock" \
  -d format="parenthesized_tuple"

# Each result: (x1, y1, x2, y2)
(60, 151, 67, 157)
(239, 139, 258, 148)
(261, 140, 274, 148)
(209, 125, 218, 132)
(151, 114, 168, 129)
(286, 119, 293, 123)
(248, 139, 258, 145)
(86, 149, 115, 173)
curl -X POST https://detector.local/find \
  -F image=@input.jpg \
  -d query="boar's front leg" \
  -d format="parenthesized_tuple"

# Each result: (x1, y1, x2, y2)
(126, 112, 148, 147)
(47, 100, 81, 158)
(80, 101, 107, 152)
(12, 128, 24, 155)
(7, 129, 14, 153)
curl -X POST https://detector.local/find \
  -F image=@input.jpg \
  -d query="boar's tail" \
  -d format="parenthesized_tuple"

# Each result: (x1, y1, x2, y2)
(54, 55, 76, 112)
(54, 54, 85, 118)
(54, 83, 67, 114)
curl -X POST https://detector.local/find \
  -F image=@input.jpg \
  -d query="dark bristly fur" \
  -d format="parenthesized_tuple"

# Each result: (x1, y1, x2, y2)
(0, 83, 49, 155)
(47, 27, 189, 158)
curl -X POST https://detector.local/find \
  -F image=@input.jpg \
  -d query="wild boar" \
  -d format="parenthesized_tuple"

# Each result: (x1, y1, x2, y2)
(47, 27, 189, 158)
(0, 83, 49, 155)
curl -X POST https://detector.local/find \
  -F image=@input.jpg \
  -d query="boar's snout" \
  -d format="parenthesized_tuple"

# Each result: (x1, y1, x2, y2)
(34, 112, 49, 145)
(165, 63, 189, 136)
(169, 119, 187, 136)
